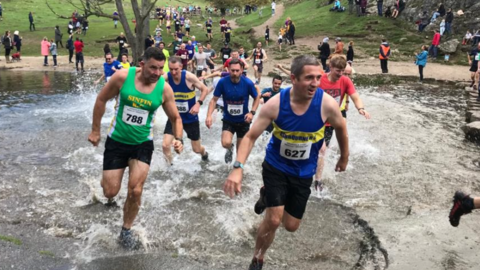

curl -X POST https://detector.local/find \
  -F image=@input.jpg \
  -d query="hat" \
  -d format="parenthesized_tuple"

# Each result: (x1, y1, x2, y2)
(335, 37, 341, 41)
(14, 31, 19, 35)
(457, 10, 464, 15)
(224, 42, 229, 46)
(323, 37, 329, 43)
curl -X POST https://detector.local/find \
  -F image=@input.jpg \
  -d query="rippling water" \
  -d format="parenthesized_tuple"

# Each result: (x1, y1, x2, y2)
(1, 71, 479, 270)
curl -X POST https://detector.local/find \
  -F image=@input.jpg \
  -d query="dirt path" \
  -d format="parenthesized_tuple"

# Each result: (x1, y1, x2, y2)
(252, 4, 285, 39)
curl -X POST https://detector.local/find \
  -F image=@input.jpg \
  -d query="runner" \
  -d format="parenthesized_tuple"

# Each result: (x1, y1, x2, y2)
(219, 16, 228, 39)
(260, 75, 285, 133)
(223, 55, 349, 270)
(247, 42, 268, 85)
(159, 42, 170, 73)
(175, 43, 189, 70)
(314, 55, 369, 191)
(120, 54, 131, 69)
(203, 42, 217, 72)
(223, 50, 249, 73)
(449, 191, 480, 227)
(205, 19, 213, 41)
(87, 47, 183, 249)
(224, 23, 232, 44)
(265, 25, 270, 46)
(467, 43, 480, 96)
(189, 44, 214, 79)
(162, 56, 209, 164)
(184, 17, 191, 37)
(220, 42, 232, 64)
(95, 52, 123, 84)
(186, 40, 195, 71)
(205, 59, 260, 164)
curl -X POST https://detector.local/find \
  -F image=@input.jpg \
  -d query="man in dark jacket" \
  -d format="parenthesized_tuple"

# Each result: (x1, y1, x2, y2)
(287, 21, 295, 45)
(445, 8, 453, 36)
(379, 39, 391, 73)
(318, 37, 331, 71)
(55, 26, 63, 48)
(3, 30, 12, 63)
(66, 34, 74, 63)
(355, 0, 361, 17)
(29, 12, 35, 31)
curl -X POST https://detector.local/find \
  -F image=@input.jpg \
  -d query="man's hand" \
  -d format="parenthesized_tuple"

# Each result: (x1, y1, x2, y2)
(88, 131, 101, 146)
(262, 92, 272, 97)
(206, 116, 213, 129)
(358, 109, 371, 119)
(189, 102, 200, 115)
(244, 112, 253, 123)
(111, 66, 117, 71)
(173, 139, 183, 154)
(223, 169, 243, 198)
(335, 155, 348, 172)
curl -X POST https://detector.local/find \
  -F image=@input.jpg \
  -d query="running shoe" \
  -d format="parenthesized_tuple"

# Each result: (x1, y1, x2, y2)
(119, 227, 140, 250)
(254, 186, 266, 215)
(449, 191, 474, 227)
(105, 198, 117, 207)
(202, 151, 209, 161)
(225, 144, 234, 164)
(248, 258, 263, 270)
(314, 180, 324, 191)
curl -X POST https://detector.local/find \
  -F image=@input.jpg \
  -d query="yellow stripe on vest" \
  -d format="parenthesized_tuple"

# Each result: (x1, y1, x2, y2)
(174, 91, 196, 100)
(272, 122, 325, 143)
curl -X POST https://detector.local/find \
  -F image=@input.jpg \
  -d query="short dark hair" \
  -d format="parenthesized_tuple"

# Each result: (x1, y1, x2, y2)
(142, 47, 166, 62)
(105, 52, 113, 58)
(291, 55, 319, 77)
(272, 75, 282, 82)
(228, 58, 244, 69)
(159, 41, 165, 46)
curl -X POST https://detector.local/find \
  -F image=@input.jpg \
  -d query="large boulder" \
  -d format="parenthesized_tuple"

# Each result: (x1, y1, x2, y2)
(438, 39, 460, 54)
(462, 121, 480, 143)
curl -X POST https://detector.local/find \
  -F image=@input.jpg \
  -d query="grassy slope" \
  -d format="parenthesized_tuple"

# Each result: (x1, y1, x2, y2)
(236, 6, 271, 28)
(0, 0, 251, 57)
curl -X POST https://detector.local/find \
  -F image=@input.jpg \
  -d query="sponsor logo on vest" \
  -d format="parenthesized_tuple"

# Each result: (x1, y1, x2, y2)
(128, 95, 152, 108)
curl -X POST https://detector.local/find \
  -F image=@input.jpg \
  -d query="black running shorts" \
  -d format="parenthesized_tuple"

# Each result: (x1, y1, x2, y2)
(222, 119, 250, 138)
(254, 62, 263, 73)
(262, 161, 313, 219)
(103, 137, 154, 170)
(164, 120, 200, 141)
(470, 63, 479, 72)
(324, 110, 347, 147)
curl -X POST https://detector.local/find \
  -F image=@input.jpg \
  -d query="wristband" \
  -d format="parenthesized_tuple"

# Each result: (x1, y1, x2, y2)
(175, 138, 184, 145)
(250, 110, 256, 116)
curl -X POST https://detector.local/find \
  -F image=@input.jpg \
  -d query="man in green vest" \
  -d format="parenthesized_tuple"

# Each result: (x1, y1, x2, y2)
(88, 47, 184, 250)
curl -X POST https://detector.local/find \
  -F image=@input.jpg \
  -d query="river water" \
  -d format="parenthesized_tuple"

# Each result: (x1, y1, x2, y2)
(0, 71, 479, 270)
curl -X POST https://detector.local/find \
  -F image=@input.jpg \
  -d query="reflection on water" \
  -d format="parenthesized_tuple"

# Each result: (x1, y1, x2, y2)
(1, 72, 479, 270)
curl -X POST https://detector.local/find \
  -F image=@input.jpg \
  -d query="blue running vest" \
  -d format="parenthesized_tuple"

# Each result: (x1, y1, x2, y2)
(168, 71, 198, 124)
(265, 87, 326, 178)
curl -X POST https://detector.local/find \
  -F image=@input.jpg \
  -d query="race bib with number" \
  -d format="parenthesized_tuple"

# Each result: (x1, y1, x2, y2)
(280, 140, 311, 160)
(223, 54, 229, 59)
(188, 50, 193, 54)
(122, 106, 148, 126)
(197, 65, 204, 70)
(181, 54, 187, 59)
(265, 33, 268, 36)
(228, 104, 243, 116)
(476, 54, 480, 61)
(175, 101, 189, 113)
(255, 59, 261, 64)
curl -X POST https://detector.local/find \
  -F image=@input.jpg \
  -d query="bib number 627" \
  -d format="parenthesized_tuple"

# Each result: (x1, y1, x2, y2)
(284, 149, 306, 158)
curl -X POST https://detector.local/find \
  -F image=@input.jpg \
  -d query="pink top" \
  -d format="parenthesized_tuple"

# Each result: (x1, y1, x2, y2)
(41, 40, 51, 56)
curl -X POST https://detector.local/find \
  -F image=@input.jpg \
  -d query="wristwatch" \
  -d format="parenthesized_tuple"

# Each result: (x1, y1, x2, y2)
(250, 110, 256, 115)
(197, 100, 203, 105)
(233, 161, 244, 169)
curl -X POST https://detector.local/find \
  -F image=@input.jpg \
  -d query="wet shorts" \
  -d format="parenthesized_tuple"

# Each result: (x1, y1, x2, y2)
(262, 161, 313, 219)
(324, 110, 347, 146)
(470, 63, 479, 73)
(164, 119, 200, 141)
(103, 137, 154, 170)
(222, 119, 250, 138)
(254, 62, 263, 73)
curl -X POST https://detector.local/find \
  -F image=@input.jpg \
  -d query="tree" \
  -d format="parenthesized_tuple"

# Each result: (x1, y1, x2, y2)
(46, 0, 158, 65)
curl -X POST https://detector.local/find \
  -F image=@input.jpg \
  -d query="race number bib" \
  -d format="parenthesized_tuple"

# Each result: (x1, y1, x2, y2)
(181, 54, 187, 59)
(122, 106, 148, 126)
(228, 104, 243, 116)
(255, 59, 261, 64)
(265, 33, 268, 36)
(476, 54, 480, 61)
(223, 54, 229, 59)
(106, 76, 112, 82)
(188, 50, 193, 54)
(176, 101, 189, 113)
(175, 46, 179, 51)
(280, 140, 311, 160)
(197, 65, 204, 70)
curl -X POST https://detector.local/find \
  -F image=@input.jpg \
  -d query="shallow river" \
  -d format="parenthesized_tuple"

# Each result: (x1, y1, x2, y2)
(1, 71, 479, 270)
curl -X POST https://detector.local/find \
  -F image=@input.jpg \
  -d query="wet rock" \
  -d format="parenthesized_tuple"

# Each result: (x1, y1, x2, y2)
(469, 111, 480, 123)
(438, 39, 460, 54)
(462, 121, 480, 142)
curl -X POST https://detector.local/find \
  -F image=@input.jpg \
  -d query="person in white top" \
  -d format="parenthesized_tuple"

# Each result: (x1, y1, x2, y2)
(271, 0, 276, 16)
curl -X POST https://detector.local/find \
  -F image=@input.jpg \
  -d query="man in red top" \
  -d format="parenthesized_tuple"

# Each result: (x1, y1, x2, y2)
(175, 43, 189, 70)
(74, 37, 84, 72)
(219, 17, 228, 39)
(223, 51, 249, 74)
(429, 29, 441, 60)
(315, 55, 370, 191)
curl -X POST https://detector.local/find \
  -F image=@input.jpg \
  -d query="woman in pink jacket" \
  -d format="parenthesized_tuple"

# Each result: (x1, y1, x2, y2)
(41, 37, 51, 66)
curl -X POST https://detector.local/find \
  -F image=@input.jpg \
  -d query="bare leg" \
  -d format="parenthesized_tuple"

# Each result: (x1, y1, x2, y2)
(101, 168, 126, 198)
(315, 142, 327, 181)
(221, 130, 234, 149)
(162, 133, 175, 164)
(191, 139, 206, 156)
(123, 159, 150, 229)
(253, 206, 284, 260)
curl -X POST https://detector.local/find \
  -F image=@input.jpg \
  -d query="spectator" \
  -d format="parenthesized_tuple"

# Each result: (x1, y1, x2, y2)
(67, 21, 73, 35)
(66, 34, 74, 63)
(318, 37, 331, 71)
(49, 39, 58, 67)
(391, 5, 399, 19)
(113, 11, 119, 28)
(347, 41, 354, 65)
(144, 35, 154, 50)
(415, 45, 428, 82)
(74, 37, 84, 71)
(330, 0, 341, 11)
(29, 12, 36, 31)
(430, 9, 441, 23)
(463, 31, 473, 45)
(440, 19, 446, 36)
(379, 38, 391, 73)
(271, 0, 276, 16)
(397, 0, 405, 14)
(360, 0, 367, 15)
(55, 26, 63, 48)
(445, 8, 453, 36)
(0, 2, 3, 21)
(288, 20, 295, 45)
(429, 30, 441, 59)
(438, 4, 446, 17)
(3, 30, 12, 63)
(13, 31, 21, 55)
(41, 37, 51, 66)
(377, 0, 383, 16)
(384, 6, 392, 18)
(82, 19, 89, 35)
(418, 11, 429, 32)
(334, 37, 344, 55)
(355, 0, 361, 17)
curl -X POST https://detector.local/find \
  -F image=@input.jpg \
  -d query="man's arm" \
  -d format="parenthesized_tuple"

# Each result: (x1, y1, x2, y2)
(262, 49, 268, 61)
(224, 95, 279, 198)
(349, 92, 371, 119)
(322, 94, 349, 172)
(206, 95, 219, 129)
(275, 63, 291, 76)
(162, 83, 184, 153)
(88, 69, 127, 146)
(95, 74, 105, 85)
(244, 85, 261, 123)
(186, 72, 208, 115)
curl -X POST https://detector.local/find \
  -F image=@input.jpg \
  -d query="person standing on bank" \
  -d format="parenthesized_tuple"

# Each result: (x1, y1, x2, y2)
(66, 34, 74, 63)
(55, 26, 63, 48)
(3, 30, 12, 63)
(41, 37, 50, 66)
(318, 37, 331, 72)
(223, 55, 349, 270)
(13, 31, 22, 55)
(377, 0, 383, 16)
(379, 38, 391, 73)
(49, 39, 58, 67)
(29, 11, 36, 31)
(88, 47, 184, 250)
(415, 45, 428, 83)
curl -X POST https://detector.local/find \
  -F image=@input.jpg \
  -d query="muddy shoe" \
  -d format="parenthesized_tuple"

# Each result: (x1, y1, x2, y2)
(224, 144, 234, 164)
(202, 151, 209, 161)
(248, 258, 263, 270)
(119, 227, 140, 250)
(105, 198, 117, 207)
(449, 191, 474, 227)
(254, 186, 266, 215)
